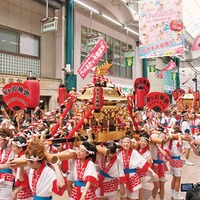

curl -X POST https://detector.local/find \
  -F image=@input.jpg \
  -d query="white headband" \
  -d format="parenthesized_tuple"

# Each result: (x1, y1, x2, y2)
(140, 136, 150, 142)
(0, 136, 9, 141)
(79, 145, 94, 155)
(12, 141, 27, 147)
(26, 155, 43, 162)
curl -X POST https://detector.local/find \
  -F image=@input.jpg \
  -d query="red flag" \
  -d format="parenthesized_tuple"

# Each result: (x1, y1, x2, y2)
(162, 60, 177, 71)
(77, 38, 108, 80)
(157, 60, 177, 79)
(157, 71, 163, 79)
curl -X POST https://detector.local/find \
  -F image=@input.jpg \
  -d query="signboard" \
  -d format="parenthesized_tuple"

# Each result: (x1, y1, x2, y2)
(88, 35, 101, 46)
(78, 38, 108, 80)
(2, 83, 31, 111)
(41, 18, 58, 33)
(138, 0, 184, 58)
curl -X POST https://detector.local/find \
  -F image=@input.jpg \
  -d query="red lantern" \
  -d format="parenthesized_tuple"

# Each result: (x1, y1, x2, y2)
(24, 77, 40, 108)
(136, 87, 145, 110)
(172, 90, 178, 100)
(58, 85, 67, 105)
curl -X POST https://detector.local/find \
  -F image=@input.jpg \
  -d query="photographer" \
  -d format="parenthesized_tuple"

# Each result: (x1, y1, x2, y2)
(186, 183, 200, 200)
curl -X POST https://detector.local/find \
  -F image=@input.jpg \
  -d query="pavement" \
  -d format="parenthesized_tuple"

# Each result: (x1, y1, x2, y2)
(52, 150, 200, 200)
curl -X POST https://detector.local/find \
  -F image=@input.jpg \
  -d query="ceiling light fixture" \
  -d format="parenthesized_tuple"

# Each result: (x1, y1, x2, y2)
(124, 26, 139, 36)
(101, 13, 123, 27)
(74, 0, 139, 36)
(74, 0, 99, 14)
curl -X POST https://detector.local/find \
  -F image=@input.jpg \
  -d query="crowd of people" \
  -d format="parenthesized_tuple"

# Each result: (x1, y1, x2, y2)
(0, 102, 200, 200)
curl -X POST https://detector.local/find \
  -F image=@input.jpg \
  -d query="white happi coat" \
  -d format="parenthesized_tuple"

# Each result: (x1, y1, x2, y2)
(28, 165, 57, 197)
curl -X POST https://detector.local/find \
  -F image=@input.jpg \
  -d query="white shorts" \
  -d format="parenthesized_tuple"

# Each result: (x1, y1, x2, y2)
(182, 140, 191, 149)
(170, 166, 182, 177)
(149, 174, 167, 182)
(122, 188, 139, 199)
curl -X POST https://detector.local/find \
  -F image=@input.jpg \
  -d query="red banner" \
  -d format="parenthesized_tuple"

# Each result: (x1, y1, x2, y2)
(157, 60, 177, 79)
(78, 38, 108, 79)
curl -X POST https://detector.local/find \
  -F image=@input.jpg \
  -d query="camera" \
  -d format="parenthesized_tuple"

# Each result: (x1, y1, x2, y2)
(39, 100, 45, 110)
(181, 183, 194, 192)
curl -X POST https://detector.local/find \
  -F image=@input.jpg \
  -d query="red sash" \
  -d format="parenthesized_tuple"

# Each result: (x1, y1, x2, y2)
(0, 146, 12, 164)
(122, 148, 133, 192)
(32, 161, 46, 194)
(76, 158, 90, 200)
(99, 154, 117, 196)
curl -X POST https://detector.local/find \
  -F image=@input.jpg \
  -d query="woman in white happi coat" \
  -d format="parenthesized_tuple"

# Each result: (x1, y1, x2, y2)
(96, 141, 126, 200)
(24, 138, 67, 200)
(117, 135, 150, 200)
(136, 132, 158, 200)
(0, 131, 16, 200)
(11, 136, 33, 200)
(149, 132, 171, 200)
(67, 142, 99, 200)
(167, 126, 184, 200)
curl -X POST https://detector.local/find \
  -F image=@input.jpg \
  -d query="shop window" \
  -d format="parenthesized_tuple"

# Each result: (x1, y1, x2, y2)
(81, 26, 134, 79)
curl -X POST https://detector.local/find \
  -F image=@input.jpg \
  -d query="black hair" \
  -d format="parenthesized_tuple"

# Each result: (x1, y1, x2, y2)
(82, 141, 96, 162)
(13, 136, 27, 151)
(104, 141, 119, 154)
(140, 132, 150, 141)
(186, 184, 200, 200)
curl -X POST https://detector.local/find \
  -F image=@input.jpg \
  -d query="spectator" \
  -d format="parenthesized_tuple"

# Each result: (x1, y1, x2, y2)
(186, 183, 200, 200)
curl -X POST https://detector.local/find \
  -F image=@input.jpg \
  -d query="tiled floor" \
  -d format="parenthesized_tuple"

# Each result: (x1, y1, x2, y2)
(53, 151, 200, 200)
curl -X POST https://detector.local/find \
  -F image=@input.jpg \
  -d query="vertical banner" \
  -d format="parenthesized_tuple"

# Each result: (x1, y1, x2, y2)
(138, 0, 184, 58)
(125, 51, 134, 67)
(77, 37, 108, 80)
(147, 59, 156, 72)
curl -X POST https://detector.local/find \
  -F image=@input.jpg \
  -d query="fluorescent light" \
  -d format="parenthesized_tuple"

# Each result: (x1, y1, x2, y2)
(74, 0, 139, 36)
(175, 55, 185, 61)
(124, 27, 139, 36)
(74, 0, 99, 14)
(101, 13, 123, 27)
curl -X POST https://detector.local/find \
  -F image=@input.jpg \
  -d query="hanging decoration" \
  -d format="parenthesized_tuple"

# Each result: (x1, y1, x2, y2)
(157, 60, 177, 79)
(24, 77, 40, 109)
(172, 88, 185, 100)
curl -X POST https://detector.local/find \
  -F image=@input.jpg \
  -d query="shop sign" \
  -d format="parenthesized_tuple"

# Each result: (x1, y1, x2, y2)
(41, 19, 57, 33)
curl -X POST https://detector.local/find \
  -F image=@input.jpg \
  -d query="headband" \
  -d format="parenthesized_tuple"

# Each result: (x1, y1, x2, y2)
(140, 136, 150, 142)
(12, 140, 27, 147)
(26, 155, 43, 162)
(0, 135, 9, 141)
(79, 145, 94, 155)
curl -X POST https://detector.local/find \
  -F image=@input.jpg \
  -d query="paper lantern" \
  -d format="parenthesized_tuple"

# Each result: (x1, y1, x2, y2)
(58, 84, 67, 105)
(24, 77, 40, 108)
(136, 87, 145, 110)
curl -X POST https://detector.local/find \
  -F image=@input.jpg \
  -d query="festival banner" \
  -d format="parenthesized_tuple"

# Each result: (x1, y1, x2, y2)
(78, 37, 108, 80)
(157, 60, 177, 79)
(138, 0, 184, 58)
